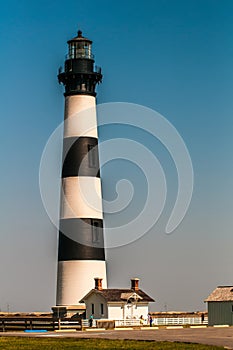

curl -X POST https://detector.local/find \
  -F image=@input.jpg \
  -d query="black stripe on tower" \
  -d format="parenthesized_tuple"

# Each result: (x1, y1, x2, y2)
(62, 137, 100, 178)
(58, 218, 105, 261)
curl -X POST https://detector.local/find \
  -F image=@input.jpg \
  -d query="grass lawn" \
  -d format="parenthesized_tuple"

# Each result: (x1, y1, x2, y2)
(0, 337, 225, 350)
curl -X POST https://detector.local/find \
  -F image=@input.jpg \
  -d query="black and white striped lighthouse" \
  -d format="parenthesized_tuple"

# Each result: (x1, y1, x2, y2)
(56, 30, 107, 306)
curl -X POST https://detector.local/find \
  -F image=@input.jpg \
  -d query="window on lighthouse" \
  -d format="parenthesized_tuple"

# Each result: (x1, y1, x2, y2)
(92, 220, 100, 243)
(88, 144, 97, 168)
(81, 83, 86, 91)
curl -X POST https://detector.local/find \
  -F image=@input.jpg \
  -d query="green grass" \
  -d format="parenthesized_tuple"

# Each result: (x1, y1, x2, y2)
(0, 337, 225, 350)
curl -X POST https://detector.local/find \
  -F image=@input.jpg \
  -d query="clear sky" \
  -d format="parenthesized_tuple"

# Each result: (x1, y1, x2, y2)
(0, 0, 233, 312)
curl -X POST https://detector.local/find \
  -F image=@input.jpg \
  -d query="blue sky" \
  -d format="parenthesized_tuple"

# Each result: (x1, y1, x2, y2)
(0, 0, 233, 312)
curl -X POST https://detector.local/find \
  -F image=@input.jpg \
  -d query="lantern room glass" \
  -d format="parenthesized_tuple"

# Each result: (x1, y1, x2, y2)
(68, 41, 92, 59)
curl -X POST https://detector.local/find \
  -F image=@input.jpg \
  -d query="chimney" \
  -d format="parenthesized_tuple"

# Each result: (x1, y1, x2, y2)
(94, 277, 103, 290)
(131, 278, 139, 291)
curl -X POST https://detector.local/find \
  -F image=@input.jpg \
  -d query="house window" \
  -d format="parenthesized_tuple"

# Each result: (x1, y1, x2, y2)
(92, 220, 100, 243)
(91, 303, 94, 315)
(88, 144, 97, 168)
(231, 305, 233, 312)
(100, 303, 104, 315)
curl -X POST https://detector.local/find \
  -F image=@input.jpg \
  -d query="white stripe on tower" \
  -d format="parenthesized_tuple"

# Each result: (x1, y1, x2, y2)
(56, 30, 107, 306)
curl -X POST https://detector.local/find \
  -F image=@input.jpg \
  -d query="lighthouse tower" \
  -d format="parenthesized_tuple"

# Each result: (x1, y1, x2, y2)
(56, 30, 107, 307)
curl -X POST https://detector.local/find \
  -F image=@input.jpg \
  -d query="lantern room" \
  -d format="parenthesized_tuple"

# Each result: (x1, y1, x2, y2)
(58, 30, 102, 96)
(67, 30, 93, 60)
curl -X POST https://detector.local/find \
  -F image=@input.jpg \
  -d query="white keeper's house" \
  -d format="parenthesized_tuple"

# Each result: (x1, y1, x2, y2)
(80, 277, 154, 321)
(205, 286, 233, 326)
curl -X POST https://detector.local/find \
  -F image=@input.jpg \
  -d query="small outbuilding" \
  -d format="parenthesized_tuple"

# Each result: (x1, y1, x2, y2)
(205, 286, 233, 326)
(80, 277, 154, 321)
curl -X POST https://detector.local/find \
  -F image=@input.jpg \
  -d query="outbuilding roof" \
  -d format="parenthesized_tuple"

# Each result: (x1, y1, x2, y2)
(205, 286, 233, 302)
(80, 288, 154, 303)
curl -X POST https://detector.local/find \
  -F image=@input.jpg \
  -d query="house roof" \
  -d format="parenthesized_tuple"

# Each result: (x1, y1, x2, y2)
(205, 286, 233, 302)
(80, 289, 154, 303)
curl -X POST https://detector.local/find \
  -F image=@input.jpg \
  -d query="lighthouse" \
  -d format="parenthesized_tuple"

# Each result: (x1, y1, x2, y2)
(56, 30, 107, 308)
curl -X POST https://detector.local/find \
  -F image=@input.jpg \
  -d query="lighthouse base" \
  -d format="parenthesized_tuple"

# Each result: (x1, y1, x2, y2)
(56, 260, 107, 306)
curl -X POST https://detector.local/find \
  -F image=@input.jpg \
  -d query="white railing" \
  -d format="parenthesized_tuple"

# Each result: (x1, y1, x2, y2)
(152, 317, 208, 326)
(82, 318, 140, 328)
(81, 317, 208, 328)
(82, 319, 97, 328)
(115, 319, 140, 327)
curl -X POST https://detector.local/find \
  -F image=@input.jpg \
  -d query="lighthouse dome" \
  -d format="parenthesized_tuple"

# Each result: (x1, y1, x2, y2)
(67, 30, 93, 59)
